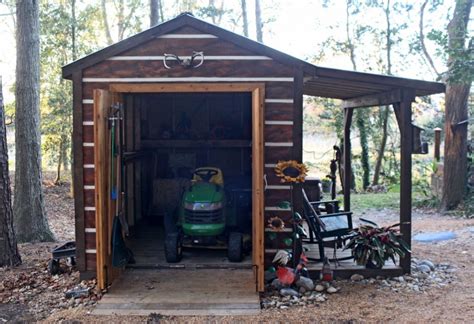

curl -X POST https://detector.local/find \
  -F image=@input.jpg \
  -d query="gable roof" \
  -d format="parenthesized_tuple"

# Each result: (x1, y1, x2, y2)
(62, 13, 445, 99)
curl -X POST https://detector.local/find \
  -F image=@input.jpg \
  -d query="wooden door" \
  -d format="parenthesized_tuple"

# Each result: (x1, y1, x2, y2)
(251, 87, 265, 292)
(94, 89, 124, 289)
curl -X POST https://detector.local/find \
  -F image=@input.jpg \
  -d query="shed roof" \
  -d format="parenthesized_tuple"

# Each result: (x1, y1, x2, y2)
(62, 13, 445, 99)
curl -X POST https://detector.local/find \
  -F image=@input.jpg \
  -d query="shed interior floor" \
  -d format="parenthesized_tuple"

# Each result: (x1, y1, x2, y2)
(126, 223, 252, 269)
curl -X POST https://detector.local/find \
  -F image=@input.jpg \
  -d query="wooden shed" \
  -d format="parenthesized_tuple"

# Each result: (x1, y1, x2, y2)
(62, 13, 445, 293)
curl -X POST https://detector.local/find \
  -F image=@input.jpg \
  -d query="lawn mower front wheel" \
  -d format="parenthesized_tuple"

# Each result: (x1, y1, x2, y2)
(164, 232, 182, 263)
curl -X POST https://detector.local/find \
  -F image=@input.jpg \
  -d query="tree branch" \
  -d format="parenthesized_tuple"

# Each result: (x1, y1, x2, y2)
(419, 0, 441, 77)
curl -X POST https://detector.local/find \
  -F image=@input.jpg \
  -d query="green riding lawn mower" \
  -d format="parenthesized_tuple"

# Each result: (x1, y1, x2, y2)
(164, 167, 251, 263)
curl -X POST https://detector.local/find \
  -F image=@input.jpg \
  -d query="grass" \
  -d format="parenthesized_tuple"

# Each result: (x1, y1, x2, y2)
(350, 192, 401, 213)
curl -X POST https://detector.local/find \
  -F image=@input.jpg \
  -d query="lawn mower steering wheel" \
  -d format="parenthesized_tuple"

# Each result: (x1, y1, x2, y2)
(194, 168, 218, 182)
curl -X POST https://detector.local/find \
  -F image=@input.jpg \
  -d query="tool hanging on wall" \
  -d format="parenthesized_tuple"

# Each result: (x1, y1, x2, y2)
(109, 104, 133, 267)
(163, 51, 204, 69)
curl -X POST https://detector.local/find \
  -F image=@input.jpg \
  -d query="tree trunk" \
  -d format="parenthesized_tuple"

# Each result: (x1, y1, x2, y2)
(255, 0, 263, 42)
(241, 0, 248, 37)
(372, 106, 390, 185)
(14, 0, 54, 243)
(54, 139, 63, 185)
(345, 1, 370, 190)
(372, 0, 393, 185)
(441, 0, 472, 210)
(101, 0, 113, 45)
(0, 77, 21, 267)
(150, 0, 159, 27)
(356, 111, 370, 189)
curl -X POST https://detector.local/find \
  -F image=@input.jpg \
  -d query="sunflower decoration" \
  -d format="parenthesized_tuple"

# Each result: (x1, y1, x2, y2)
(267, 216, 285, 231)
(274, 160, 308, 183)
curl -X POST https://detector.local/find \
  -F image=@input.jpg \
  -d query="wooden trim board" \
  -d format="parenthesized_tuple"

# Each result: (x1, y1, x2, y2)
(102, 82, 266, 292)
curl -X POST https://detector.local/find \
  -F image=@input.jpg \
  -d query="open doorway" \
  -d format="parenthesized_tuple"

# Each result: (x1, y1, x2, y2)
(125, 92, 254, 267)
(94, 84, 265, 291)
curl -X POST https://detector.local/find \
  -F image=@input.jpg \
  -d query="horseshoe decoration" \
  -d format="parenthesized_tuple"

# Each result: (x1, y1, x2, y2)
(163, 51, 204, 69)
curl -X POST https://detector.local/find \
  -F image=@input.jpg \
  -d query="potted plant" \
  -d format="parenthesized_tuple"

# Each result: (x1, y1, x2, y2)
(344, 220, 411, 269)
(321, 178, 331, 193)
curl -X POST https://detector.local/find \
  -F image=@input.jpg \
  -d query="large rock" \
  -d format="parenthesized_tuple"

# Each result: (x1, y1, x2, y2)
(350, 274, 364, 281)
(279, 288, 299, 297)
(417, 264, 431, 273)
(418, 260, 435, 271)
(315, 284, 325, 292)
(295, 276, 315, 291)
(271, 279, 284, 290)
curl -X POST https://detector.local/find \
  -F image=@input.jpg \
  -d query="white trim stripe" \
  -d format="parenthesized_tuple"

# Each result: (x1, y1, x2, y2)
(85, 228, 96, 233)
(84, 206, 96, 211)
(82, 77, 293, 83)
(265, 99, 294, 103)
(158, 34, 217, 39)
(83, 142, 94, 147)
(265, 163, 277, 168)
(266, 185, 291, 190)
(85, 249, 97, 254)
(82, 99, 93, 104)
(265, 206, 291, 211)
(265, 228, 293, 232)
(265, 120, 293, 125)
(108, 55, 272, 61)
(84, 185, 95, 190)
(84, 164, 95, 168)
(265, 142, 293, 147)
(83, 121, 94, 126)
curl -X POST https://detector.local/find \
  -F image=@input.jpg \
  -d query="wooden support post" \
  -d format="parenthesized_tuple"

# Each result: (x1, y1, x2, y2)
(343, 108, 353, 212)
(398, 90, 415, 273)
(72, 71, 86, 273)
(293, 70, 304, 216)
(434, 127, 442, 161)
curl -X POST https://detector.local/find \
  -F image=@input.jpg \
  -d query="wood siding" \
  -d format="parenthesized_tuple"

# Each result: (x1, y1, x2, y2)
(76, 26, 301, 273)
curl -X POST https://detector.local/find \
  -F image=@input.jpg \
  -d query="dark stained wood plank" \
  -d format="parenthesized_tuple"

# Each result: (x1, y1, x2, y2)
(72, 71, 86, 272)
(83, 147, 94, 164)
(265, 147, 293, 162)
(264, 210, 292, 223)
(264, 232, 295, 249)
(264, 82, 294, 98)
(83, 104, 94, 121)
(313, 67, 445, 96)
(86, 253, 97, 271)
(264, 189, 292, 205)
(83, 125, 94, 142)
(264, 124, 292, 142)
(83, 60, 293, 78)
(83, 83, 109, 98)
(83, 168, 95, 186)
(119, 37, 257, 57)
(84, 190, 95, 207)
(84, 211, 96, 228)
(343, 89, 402, 109)
(264, 103, 293, 120)
(85, 232, 96, 249)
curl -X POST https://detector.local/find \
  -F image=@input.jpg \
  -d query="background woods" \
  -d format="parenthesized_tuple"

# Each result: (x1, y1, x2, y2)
(0, 0, 471, 248)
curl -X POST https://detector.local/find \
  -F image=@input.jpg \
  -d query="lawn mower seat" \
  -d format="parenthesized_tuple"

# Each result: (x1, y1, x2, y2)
(192, 167, 224, 186)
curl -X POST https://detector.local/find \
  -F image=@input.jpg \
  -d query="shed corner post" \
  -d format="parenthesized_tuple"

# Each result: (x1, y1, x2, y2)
(293, 69, 304, 215)
(399, 89, 415, 273)
(72, 70, 86, 273)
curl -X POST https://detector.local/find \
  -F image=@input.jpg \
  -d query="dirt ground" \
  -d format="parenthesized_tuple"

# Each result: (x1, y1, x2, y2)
(1, 174, 473, 323)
